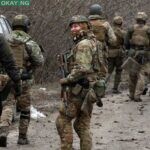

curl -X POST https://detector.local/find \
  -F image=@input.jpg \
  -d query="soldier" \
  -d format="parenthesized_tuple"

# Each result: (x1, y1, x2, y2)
(7, 14, 44, 145)
(107, 16, 126, 93)
(56, 15, 107, 150)
(88, 4, 117, 60)
(0, 34, 21, 147)
(125, 12, 150, 102)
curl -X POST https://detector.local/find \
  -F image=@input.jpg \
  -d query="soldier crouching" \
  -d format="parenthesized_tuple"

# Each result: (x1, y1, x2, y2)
(56, 15, 107, 150)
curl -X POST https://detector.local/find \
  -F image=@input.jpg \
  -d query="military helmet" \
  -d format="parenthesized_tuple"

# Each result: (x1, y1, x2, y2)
(113, 16, 123, 25)
(136, 12, 148, 22)
(89, 4, 102, 15)
(12, 14, 30, 32)
(69, 15, 89, 27)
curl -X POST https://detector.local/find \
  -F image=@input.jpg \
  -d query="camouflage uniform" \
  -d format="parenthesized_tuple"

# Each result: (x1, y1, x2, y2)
(56, 15, 106, 150)
(88, 4, 116, 60)
(125, 12, 150, 101)
(1, 14, 44, 145)
(0, 34, 21, 147)
(107, 16, 126, 93)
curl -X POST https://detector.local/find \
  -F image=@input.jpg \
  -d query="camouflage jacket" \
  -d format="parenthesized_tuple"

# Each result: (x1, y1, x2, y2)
(9, 30, 44, 70)
(0, 34, 20, 82)
(65, 32, 107, 84)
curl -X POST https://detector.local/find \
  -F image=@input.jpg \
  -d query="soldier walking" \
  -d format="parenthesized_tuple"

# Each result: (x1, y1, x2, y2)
(125, 12, 150, 101)
(0, 34, 21, 147)
(107, 16, 126, 93)
(0, 14, 44, 147)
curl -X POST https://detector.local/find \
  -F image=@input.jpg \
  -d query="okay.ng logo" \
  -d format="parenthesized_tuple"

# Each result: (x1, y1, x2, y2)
(0, 0, 30, 6)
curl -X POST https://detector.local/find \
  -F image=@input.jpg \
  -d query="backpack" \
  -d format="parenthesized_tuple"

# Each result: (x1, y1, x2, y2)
(130, 24, 150, 46)
(113, 26, 125, 48)
(90, 19, 107, 42)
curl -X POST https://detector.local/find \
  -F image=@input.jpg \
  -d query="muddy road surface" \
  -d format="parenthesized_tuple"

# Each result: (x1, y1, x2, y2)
(2, 85, 150, 150)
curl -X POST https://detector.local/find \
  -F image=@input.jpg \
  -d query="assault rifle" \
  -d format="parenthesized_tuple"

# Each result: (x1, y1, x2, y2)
(57, 51, 71, 111)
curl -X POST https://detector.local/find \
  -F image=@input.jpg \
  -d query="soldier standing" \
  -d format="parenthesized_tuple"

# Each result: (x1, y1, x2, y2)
(6, 14, 44, 145)
(107, 16, 126, 93)
(0, 34, 21, 147)
(56, 15, 106, 150)
(125, 12, 150, 101)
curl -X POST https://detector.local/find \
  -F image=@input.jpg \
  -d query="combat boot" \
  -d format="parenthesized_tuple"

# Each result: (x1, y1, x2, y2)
(112, 88, 121, 94)
(96, 97, 103, 107)
(17, 134, 29, 145)
(0, 126, 8, 147)
(134, 95, 142, 102)
(142, 87, 148, 95)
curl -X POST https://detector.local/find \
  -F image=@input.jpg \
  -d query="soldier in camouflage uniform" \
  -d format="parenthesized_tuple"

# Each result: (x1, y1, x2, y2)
(107, 16, 126, 93)
(8, 14, 44, 145)
(88, 4, 117, 60)
(56, 15, 107, 150)
(0, 34, 21, 147)
(125, 12, 150, 101)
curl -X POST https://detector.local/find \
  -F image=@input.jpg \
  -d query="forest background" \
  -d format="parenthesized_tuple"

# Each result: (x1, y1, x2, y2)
(0, 0, 149, 83)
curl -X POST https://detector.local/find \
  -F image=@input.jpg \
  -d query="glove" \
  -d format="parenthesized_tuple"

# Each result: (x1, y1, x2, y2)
(128, 49, 135, 57)
(21, 71, 32, 80)
(14, 81, 22, 97)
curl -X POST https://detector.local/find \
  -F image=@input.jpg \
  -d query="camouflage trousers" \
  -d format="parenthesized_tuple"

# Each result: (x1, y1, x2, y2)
(0, 93, 15, 128)
(0, 81, 31, 137)
(107, 56, 123, 90)
(56, 87, 94, 150)
(17, 82, 31, 137)
(129, 62, 150, 99)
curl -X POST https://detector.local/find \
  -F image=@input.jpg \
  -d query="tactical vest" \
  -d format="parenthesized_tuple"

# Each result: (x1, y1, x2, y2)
(9, 40, 28, 69)
(90, 19, 107, 42)
(130, 24, 149, 47)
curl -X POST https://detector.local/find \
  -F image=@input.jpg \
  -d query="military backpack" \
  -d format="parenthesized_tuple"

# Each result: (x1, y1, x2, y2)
(90, 19, 107, 42)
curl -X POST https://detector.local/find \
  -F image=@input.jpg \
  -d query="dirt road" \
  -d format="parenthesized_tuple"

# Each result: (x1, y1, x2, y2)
(2, 86, 150, 150)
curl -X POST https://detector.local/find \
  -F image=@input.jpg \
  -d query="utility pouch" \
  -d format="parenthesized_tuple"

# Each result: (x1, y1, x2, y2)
(93, 79, 106, 98)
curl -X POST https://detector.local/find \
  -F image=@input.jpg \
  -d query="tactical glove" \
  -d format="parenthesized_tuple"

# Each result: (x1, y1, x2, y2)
(21, 70, 32, 80)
